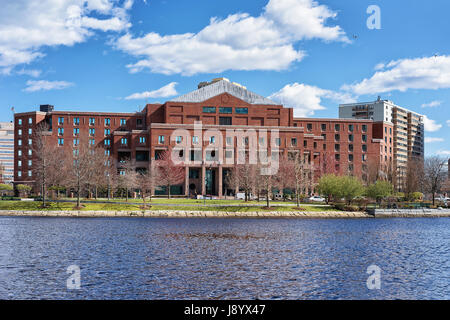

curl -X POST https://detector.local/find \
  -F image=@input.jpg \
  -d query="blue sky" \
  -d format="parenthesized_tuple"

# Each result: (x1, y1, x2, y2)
(0, 0, 449, 156)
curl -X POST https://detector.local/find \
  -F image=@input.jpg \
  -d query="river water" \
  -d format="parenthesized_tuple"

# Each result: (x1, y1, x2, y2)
(0, 217, 449, 299)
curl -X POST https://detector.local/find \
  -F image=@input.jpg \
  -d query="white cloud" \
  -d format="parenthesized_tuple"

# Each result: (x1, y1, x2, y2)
(115, 0, 348, 75)
(0, 0, 132, 74)
(343, 55, 450, 95)
(125, 82, 178, 100)
(269, 83, 356, 117)
(16, 69, 42, 78)
(421, 100, 442, 108)
(423, 115, 442, 132)
(425, 137, 444, 143)
(446, 120, 450, 127)
(437, 150, 450, 156)
(23, 80, 74, 92)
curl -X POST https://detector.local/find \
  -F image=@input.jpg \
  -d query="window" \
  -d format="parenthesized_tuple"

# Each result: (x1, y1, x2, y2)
(73, 128, 79, 136)
(189, 169, 200, 179)
(226, 137, 232, 145)
(104, 129, 110, 136)
(258, 137, 264, 145)
(235, 108, 248, 114)
(321, 134, 326, 140)
(28, 149, 32, 156)
(18, 171, 22, 178)
(323, 144, 326, 150)
(58, 117, 64, 125)
(18, 139, 22, 146)
(139, 137, 146, 144)
(158, 135, 165, 144)
(314, 142, 317, 149)
(120, 119, 126, 126)
(18, 160, 22, 167)
(348, 134, 353, 142)
(89, 118, 95, 125)
(243, 137, 249, 145)
(105, 149, 110, 157)
(73, 149, 79, 157)
(105, 118, 111, 126)
(28, 128, 32, 135)
(28, 139, 32, 145)
(28, 160, 32, 166)
(362, 125, 367, 132)
(73, 117, 80, 125)
(28, 170, 32, 177)
(203, 107, 216, 113)
(335, 154, 340, 161)
(18, 119, 22, 126)
(58, 138, 64, 146)
(349, 154, 353, 162)
(225, 150, 233, 159)
(362, 134, 367, 142)
(362, 144, 367, 152)
(291, 138, 297, 146)
(219, 117, 232, 125)
(362, 154, 367, 161)
(335, 134, 340, 142)
(175, 136, 182, 144)
(137, 119, 143, 126)
(89, 139, 95, 146)
(18, 129, 22, 136)
(28, 118, 32, 124)
(105, 139, 111, 146)
(121, 138, 127, 145)
(307, 123, 313, 131)
(321, 124, 326, 131)
(349, 144, 353, 152)
(18, 150, 22, 156)
(335, 124, 340, 131)
(89, 128, 95, 136)
(275, 138, 281, 146)
(348, 124, 354, 132)
(304, 140, 307, 147)
(335, 144, 340, 152)
(58, 128, 64, 136)
(219, 107, 232, 114)
(209, 136, 215, 144)
(192, 136, 199, 145)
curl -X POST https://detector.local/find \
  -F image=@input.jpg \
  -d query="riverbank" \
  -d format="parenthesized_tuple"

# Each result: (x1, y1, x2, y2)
(0, 209, 449, 218)
(0, 209, 370, 218)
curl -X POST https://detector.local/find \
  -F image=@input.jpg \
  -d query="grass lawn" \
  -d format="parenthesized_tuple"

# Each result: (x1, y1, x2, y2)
(0, 200, 340, 212)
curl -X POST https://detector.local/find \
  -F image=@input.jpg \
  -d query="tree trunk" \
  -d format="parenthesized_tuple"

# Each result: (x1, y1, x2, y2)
(167, 184, 171, 199)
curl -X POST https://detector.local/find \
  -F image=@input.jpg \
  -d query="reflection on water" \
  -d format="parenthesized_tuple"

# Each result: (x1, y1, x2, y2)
(0, 217, 449, 299)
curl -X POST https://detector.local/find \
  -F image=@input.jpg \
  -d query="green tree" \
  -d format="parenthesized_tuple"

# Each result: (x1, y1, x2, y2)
(16, 184, 32, 198)
(317, 174, 340, 203)
(0, 184, 13, 196)
(366, 180, 393, 203)
(336, 176, 364, 205)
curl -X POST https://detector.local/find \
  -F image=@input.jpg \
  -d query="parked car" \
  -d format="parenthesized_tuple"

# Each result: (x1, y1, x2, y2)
(309, 196, 325, 202)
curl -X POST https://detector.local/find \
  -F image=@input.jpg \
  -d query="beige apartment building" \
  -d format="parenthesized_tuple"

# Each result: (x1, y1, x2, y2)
(339, 97, 425, 190)
(0, 122, 14, 184)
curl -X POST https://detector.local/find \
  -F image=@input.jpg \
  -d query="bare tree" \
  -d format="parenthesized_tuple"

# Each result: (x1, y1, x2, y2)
(136, 165, 156, 207)
(115, 158, 138, 201)
(64, 135, 93, 208)
(276, 154, 295, 201)
(292, 152, 307, 207)
(423, 156, 447, 206)
(154, 150, 185, 199)
(404, 158, 424, 200)
(228, 163, 257, 201)
(32, 123, 61, 207)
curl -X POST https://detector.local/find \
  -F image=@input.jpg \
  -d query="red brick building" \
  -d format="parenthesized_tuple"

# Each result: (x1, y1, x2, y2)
(13, 78, 392, 197)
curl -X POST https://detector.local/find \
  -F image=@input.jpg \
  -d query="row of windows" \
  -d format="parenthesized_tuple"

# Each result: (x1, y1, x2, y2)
(17, 118, 33, 125)
(202, 107, 248, 114)
(58, 136, 147, 147)
(306, 123, 368, 133)
(17, 149, 32, 157)
(17, 128, 32, 136)
(57, 117, 128, 126)
(17, 170, 32, 177)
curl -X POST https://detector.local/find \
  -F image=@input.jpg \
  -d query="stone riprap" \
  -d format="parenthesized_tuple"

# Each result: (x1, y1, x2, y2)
(369, 208, 450, 218)
(0, 210, 370, 219)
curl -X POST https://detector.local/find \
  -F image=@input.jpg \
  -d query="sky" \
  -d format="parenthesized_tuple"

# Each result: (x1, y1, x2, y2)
(0, 0, 449, 156)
